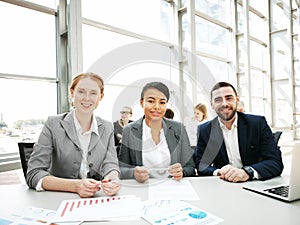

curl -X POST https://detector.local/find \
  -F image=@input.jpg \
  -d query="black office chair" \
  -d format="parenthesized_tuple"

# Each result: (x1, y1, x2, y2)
(18, 142, 35, 179)
(273, 131, 283, 146)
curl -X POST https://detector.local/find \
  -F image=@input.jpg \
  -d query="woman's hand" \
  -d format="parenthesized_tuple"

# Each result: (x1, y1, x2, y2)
(75, 179, 100, 198)
(101, 170, 121, 196)
(101, 179, 121, 196)
(168, 163, 183, 181)
(134, 166, 149, 183)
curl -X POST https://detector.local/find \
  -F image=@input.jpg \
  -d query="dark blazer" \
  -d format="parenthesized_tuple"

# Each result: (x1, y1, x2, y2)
(194, 112, 284, 180)
(119, 117, 195, 179)
(113, 120, 133, 147)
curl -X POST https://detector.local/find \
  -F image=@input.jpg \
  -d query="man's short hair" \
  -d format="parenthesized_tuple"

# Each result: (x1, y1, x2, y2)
(210, 82, 238, 100)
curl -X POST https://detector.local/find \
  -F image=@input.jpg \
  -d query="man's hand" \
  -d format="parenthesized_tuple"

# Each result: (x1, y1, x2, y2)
(217, 164, 249, 182)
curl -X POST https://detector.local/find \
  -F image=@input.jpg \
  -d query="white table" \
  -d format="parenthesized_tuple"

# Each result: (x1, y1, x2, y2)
(0, 177, 299, 225)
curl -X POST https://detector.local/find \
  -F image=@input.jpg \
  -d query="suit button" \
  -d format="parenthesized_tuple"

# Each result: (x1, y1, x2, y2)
(89, 163, 93, 168)
(88, 152, 91, 155)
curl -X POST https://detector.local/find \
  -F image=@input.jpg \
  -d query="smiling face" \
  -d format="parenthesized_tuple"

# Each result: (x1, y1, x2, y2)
(120, 107, 132, 122)
(194, 109, 204, 122)
(70, 77, 103, 116)
(211, 86, 239, 124)
(140, 88, 168, 125)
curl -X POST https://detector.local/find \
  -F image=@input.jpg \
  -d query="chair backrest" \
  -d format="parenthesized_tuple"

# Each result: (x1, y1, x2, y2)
(273, 131, 283, 146)
(18, 142, 34, 179)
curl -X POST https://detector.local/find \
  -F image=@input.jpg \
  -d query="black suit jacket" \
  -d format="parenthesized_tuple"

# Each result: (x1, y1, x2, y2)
(194, 112, 284, 180)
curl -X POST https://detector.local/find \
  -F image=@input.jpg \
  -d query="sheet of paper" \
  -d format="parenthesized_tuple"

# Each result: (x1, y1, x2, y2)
(141, 200, 223, 225)
(4, 207, 81, 225)
(148, 179, 199, 200)
(53, 195, 141, 222)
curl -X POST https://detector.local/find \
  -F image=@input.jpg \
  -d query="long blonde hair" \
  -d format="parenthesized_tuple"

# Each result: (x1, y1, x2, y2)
(194, 103, 208, 121)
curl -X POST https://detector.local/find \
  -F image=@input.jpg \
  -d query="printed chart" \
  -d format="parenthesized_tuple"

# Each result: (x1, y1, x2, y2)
(53, 195, 141, 222)
(141, 200, 223, 225)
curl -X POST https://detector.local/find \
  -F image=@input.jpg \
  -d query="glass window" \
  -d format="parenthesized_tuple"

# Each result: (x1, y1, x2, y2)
(236, 4, 244, 34)
(82, 25, 177, 122)
(251, 70, 264, 98)
(237, 71, 248, 99)
(198, 56, 231, 82)
(237, 36, 246, 65)
(195, 17, 230, 58)
(293, 35, 299, 61)
(292, 10, 299, 34)
(249, 0, 268, 15)
(295, 85, 300, 112)
(180, 0, 187, 8)
(81, 0, 171, 42)
(94, 61, 178, 122)
(296, 126, 300, 138)
(250, 41, 267, 69)
(0, 79, 57, 154)
(271, 31, 291, 80)
(249, 11, 268, 42)
(0, 2, 56, 77)
(82, 24, 141, 72)
(195, 0, 231, 25)
(294, 61, 300, 85)
(270, 0, 289, 31)
(251, 69, 271, 118)
(292, 0, 299, 9)
(273, 82, 293, 127)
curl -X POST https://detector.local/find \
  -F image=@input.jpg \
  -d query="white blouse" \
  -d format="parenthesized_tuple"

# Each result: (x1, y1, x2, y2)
(142, 119, 171, 178)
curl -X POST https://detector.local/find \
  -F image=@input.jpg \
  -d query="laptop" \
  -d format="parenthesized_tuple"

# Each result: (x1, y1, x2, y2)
(243, 141, 300, 202)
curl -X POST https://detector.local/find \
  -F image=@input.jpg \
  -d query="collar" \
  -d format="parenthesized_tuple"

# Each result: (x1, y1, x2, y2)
(73, 110, 99, 135)
(218, 113, 238, 130)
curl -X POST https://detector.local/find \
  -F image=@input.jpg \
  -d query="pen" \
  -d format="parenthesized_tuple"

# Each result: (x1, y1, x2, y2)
(98, 179, 114, 188)
(148, 167, 169, 172)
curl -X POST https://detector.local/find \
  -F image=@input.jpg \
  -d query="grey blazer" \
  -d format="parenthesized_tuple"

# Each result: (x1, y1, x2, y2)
(119, 117, 195, 179)
(26, 110, 120, 188)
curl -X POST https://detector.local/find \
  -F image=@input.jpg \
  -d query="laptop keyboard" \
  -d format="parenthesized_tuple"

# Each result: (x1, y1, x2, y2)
(264, 185, 289, 197)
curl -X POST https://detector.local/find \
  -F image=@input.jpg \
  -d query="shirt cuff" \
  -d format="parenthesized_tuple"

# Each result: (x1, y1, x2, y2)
(251, 167, 261, 180)
(35, 178, 45, 192)
(213, 169, 220, 176)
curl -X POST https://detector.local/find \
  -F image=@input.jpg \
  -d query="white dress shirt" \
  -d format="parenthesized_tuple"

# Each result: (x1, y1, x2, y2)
(142, 119, 171, 178)
(219, 115, 243, 168)
(213, 114, 260, 179)
(73, 112, 99, 179)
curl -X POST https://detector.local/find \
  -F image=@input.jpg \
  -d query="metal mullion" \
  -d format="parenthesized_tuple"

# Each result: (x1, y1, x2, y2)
(1, 0, 56, 15)
(81, 18, 173, 48)
(249, 35, 268, 47)
(195, 51, 231, 63)
(195, 10, 232, 31)
(0, 73, 58, 83)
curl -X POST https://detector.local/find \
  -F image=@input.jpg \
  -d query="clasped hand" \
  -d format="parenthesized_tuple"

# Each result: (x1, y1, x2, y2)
(76, 178, 121, 198)
(217, 164, 249, 182)
(134, 163, 183, 183)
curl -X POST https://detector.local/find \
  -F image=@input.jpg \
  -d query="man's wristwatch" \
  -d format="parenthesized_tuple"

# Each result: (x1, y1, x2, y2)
(242, 166, 254, 181)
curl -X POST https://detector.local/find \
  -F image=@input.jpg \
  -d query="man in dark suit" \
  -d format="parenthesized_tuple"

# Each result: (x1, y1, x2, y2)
(194, 82, 283, 182)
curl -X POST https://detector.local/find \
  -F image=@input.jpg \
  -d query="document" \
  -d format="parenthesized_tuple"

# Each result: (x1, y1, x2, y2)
(53, 195, 141, 222)
(141, 200, 223, 225)
(148, 179, 199, 200)
(1, 207, 81, 225)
